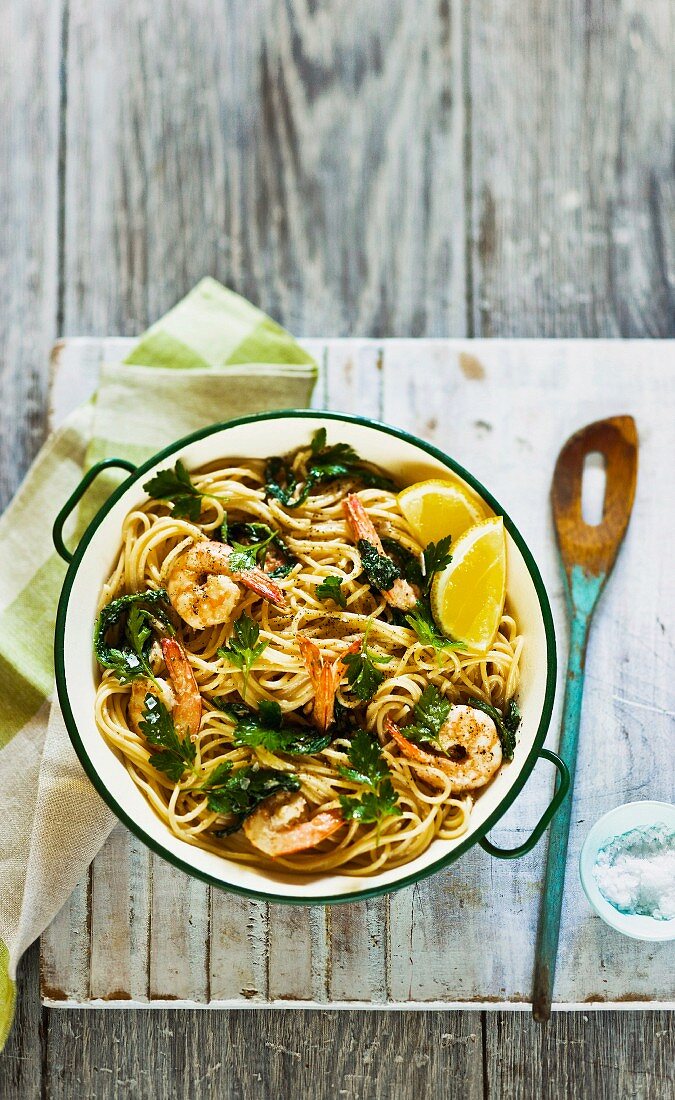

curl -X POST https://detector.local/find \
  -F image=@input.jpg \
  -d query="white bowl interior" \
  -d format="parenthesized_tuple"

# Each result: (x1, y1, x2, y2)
(61, 416, 553, 900)
(579, 801, 675, 942)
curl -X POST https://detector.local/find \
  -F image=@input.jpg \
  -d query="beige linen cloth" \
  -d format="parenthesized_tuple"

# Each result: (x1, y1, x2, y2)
(0, 279, 317, 1045)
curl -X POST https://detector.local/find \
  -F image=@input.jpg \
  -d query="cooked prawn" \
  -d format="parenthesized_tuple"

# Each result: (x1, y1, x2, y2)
(128, 637, 202, 740)
(298, 635, 361, 731)
(166, 539, 285, 629)
(385, 704, 502, 791)
(242, 791, 345, 857)
(343, 494, 417, 611)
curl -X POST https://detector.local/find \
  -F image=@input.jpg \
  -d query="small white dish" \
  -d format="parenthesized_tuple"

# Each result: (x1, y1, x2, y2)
(579, 801, 675, 942)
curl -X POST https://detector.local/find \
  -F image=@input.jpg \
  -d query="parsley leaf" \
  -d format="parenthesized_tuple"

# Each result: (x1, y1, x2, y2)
(342, 622, 391, 702)
(311, 427, 327, 454)
(125, 604, 152, 660)
(143, 460, 225, 521)
(337, 728, 390, 787)
(227, 535, 276, 574)
(339, 779, 400, 825)
(404, 685, 451, 746)
(356, 539, 401, 591)
(316, 574, 347, 609)
(471, 697, 521, 761)
(225, 521, 296, 579)
(94, 589, 174, 683)
(422, 536, 453, 592)
(218, 614, 268, 690)
(221, 697, 332, 755)
(258, 699, 284, 728)
(264, 455, 307, 508)
(307, 434, 395, 493)
(202, 766, 301, 830)
(199, 760, 233, 788)
(265, 430, 396, 508)
(139, 693, 196, 781)
(338, 731, 401, 825)
(404, 598, 464, 652)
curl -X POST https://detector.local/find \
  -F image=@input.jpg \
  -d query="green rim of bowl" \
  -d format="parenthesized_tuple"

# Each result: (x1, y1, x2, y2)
(55, 409, 557, 906)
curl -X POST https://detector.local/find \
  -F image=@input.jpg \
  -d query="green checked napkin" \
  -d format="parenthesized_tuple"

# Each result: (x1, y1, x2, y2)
(0, 279, 317, 1047)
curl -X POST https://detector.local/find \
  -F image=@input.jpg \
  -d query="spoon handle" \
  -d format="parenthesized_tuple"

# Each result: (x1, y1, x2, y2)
(532, 607, 591, 1021)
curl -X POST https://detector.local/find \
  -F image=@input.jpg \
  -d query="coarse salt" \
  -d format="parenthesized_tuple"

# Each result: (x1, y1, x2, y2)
(593, 822, 675, 921)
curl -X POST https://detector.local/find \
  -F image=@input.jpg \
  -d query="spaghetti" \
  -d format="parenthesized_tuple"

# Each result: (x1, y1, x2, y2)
(94, 432, 523, 876)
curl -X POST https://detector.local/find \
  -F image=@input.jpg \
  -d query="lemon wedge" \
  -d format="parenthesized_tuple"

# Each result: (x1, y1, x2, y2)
(430, 517, 506, 654)
(398, 477, 487, 545)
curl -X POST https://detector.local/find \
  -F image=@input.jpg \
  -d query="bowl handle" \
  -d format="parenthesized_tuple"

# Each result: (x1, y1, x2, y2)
(478, 749, 570, 860)
(53, 457, 137, 563)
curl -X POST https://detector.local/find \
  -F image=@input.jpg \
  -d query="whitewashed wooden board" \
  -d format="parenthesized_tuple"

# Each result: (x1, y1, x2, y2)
(41, 338, 675, 1010)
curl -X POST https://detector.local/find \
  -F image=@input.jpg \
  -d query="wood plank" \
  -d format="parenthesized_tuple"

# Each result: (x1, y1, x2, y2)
(484, 1011, 675, 1099)
(383, 339, 675, 1005)
(468, 0, 674, 337)
(39, 879, 90, 1005)
(43, 1008, 484, 1099)
(267, 906, 328, 1002)
(0, 0, 60, 509)
(89, 828, 151, 1002)
(324, 341, 391, 1002)
(0, 943, 42, 1100)
(0, 0, 58, 1089)
(63, 0, 466, 337)
(148, 865, 210, 1003)
(209, 894, 269, 1003)
(40, 336, 675, 1011)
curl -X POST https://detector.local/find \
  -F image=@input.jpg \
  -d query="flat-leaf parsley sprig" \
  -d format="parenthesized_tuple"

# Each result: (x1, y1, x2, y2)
(139, 694, 197, 782)
(316, 574, 347, 609)
(94, 588, 174, 685)
(265, 428, 396, 509)
(338, 729, 401, 826)
(143, 459, 227, 522)
(342, 620, 391, 703)
(225, 521, 296, 579)
(199, 764, 301, 834)
(216, 697, 332, 756)
(217, 613, 268, 693)
(402, 684, 451, 747)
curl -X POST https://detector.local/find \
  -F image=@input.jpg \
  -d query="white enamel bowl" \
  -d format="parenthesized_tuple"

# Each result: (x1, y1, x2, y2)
(579, 801, 675, 942)
(54, 411, 561, 905)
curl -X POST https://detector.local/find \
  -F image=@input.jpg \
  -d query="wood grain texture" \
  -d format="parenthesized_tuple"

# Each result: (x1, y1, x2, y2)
(0, 0, 673, 1093)
(484, 1011, 675, 1100)
(468, 0, 674, 336)
(0, 944, 42, 1100)
(0, 0, 60, 507)
(552, 416, 638, 581)
(63, 0, 466, 337)
(40, 336, 675, 1013)
(0, 2, 58, 1089)
(43, 1008, 484, 1100)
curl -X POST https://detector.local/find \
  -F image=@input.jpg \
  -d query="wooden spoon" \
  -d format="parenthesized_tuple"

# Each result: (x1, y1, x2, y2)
(532, 416, 638, 1021)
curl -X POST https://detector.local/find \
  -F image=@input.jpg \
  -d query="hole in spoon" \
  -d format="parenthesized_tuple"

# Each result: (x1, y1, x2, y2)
(581, 451, 607, 525)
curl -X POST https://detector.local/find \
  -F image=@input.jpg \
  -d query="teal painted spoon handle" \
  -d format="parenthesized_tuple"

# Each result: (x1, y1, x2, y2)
(532, 417, 638, 1022)
(532, 595, 595, 1020)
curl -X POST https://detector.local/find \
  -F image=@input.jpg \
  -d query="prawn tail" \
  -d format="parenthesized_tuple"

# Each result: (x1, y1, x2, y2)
(299, 636, 360, 732)
(384, 716, 435, 765)
(235, 565, 286, 608)
(160, 637, 202, 740)
(343, 493, 381, 548)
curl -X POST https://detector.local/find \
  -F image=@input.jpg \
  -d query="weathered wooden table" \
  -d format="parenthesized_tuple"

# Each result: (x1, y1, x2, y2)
(42, 334, 675, 1013)
(1, 1, 673, 1097)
